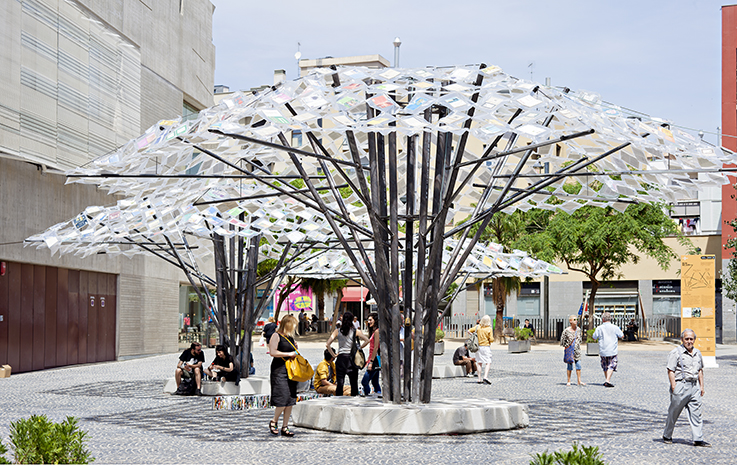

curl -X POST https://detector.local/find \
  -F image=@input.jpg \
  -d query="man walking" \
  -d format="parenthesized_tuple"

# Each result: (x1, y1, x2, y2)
(592, 312, 623, 387)
(662, 329, 710, 447)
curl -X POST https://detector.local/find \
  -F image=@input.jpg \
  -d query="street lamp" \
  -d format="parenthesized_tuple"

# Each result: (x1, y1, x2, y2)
(393, 37, 401, 68)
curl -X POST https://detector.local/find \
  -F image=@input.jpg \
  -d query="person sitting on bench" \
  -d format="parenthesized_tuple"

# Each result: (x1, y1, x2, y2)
(314, 348, 350, 396)
(176, 342, 205, 396)
(205, 345, 238, 383)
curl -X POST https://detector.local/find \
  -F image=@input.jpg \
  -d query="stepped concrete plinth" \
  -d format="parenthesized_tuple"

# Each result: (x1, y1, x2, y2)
(292, 397, 528, 435)
(432, 364, 466, 378)
(163, 376, 271, 395)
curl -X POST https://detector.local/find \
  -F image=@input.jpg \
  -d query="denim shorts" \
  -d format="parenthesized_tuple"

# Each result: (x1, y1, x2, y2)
(566, 360, 581, 371)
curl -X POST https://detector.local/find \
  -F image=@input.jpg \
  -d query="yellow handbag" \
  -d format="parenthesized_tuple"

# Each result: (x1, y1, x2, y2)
(282, 336, 314, 382)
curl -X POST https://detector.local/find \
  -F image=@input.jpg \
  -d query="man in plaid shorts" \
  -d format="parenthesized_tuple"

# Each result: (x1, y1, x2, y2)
(592, 312, 624, 387)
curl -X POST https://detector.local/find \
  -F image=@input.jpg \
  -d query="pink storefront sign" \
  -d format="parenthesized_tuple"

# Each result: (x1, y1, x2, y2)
(275, 285, 314, 315)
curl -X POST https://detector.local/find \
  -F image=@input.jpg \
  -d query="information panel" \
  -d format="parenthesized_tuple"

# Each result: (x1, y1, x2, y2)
(680, 255, 716, 357)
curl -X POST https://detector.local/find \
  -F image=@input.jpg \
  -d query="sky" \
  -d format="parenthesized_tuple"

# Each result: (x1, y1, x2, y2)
(211, 0, 726, 145)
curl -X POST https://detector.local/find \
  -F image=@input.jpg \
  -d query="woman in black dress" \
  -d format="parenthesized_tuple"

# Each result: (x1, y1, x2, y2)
(268, 314, 299, 437)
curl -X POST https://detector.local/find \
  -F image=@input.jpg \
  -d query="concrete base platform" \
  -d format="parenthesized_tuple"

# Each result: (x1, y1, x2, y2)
(292, 397, 528, 435)
(163, 376, 271, 396)
(432, 365, 466, 378)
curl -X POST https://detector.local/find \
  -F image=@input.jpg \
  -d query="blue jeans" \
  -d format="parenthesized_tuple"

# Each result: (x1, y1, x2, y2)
(566, 360, 581, 371)
(361, 367, 381, 395)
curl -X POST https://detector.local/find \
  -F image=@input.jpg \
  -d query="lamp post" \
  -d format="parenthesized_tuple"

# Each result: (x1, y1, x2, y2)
(393, 37, 401, 68)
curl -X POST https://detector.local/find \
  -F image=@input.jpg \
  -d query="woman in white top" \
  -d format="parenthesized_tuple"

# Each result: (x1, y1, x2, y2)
(467, 315, 494, 384)
(326, 311, 369, 396)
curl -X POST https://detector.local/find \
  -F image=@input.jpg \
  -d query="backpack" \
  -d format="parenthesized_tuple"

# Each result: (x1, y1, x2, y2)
(467, 326, 480, 353)
(174, 377, 196, 396)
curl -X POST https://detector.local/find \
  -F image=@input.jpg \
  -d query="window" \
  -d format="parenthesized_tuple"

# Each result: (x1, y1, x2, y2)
(292, 130, 303, 147)
(183, 101, 199, 122)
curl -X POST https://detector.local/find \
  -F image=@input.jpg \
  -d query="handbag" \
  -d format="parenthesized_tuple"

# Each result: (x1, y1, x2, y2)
(563, 329, 578, 364)
(352, 332, 366, 369)
(467, 326, 480, 353)
(281, 336, 314, 382)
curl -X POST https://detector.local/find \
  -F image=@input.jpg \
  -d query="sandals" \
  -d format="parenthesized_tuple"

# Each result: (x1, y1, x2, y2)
(269, 420, 279, 435)
(280, 426, 295, 437)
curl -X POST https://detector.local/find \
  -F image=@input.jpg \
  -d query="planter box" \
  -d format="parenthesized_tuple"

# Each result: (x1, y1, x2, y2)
(434, 341, 445, 356)
(587, 343, 599, 356)
(508, 339, 531, 353)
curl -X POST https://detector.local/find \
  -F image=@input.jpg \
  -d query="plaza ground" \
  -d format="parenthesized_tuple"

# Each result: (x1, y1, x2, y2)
(0, 337, 735, 464)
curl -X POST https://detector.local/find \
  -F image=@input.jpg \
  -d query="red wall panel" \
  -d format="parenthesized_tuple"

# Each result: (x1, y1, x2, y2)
(56, 268, 69, 367)
(87, 272, 98, 363)
(19, 264, 34, 373)
(6, 262, 21, 370)
(0, 264, 8, 365)
(68, 269, 79, 365)
(3, 261, 118, 373)
(44, 267, 57, 368)
(32, 265, 46, 371)
(78, 271, 88, 365)
(105, 274, 117, 361)
(723, 6, 737, 258)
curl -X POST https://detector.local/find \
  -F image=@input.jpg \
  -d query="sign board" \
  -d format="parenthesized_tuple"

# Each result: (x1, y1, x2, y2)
(275, 285, 314, 315)
(680, 255, 716, 361)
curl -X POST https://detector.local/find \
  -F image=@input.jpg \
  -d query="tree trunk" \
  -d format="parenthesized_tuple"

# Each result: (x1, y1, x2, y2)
(587, 279, 600, 332)
(330, 289, 344, 331)
(317, 291, 325, 320)
(492, 277, 507, 342)
(273, 277, 299, 323)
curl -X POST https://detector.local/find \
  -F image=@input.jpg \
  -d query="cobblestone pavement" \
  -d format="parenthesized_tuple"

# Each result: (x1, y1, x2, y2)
(0, 340, 735, 464)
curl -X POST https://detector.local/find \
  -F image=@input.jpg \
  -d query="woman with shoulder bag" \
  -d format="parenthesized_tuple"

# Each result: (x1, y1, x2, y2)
(326, 311, 369, 396)
(360, 312, 381, 397)
(560, 314, 585, 386)
(268, 314, 299, 437)
(467, 315, 494, 384)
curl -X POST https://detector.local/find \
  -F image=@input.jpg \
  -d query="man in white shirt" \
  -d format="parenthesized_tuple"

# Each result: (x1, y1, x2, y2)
(592, 312, 623, 387)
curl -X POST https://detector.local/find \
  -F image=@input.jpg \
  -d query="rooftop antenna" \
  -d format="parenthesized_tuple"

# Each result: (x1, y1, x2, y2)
(393, 37, 402, 68)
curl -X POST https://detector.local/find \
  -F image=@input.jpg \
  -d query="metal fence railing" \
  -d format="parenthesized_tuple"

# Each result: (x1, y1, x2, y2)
(442, 315, 681, 341)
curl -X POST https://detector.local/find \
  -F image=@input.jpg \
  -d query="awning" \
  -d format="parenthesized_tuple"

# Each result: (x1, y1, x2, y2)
(342, 287, 369, 302)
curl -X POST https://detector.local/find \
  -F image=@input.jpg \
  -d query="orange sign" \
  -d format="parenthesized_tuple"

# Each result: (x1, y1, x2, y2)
(680, 255, 716, 356)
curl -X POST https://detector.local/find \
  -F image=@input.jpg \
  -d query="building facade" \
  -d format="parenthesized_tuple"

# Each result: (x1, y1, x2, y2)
(0, 0, 215, 372)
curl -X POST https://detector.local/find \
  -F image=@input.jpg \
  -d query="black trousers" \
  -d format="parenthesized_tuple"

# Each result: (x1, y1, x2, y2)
(335, 354, 359, 396)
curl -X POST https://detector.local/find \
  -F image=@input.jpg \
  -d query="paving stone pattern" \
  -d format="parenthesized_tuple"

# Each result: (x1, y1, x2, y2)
(0, 344, 735, 464)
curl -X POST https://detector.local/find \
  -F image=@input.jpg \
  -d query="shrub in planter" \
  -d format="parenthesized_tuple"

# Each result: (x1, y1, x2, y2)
(435, 327, 445, 342)
(586, 329, 596, 343)
(8, 415, 94, 464)
(514, 327, 533, 341)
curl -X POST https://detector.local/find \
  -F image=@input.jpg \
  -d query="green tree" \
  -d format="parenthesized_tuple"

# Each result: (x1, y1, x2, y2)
(541, 201, 686, 331)
(723, 184, 737, 300)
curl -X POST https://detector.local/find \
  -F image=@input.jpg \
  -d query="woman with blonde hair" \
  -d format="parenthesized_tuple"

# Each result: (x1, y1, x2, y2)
(560, 314, 585, 386)
(268, 314, 299, 437)
(468, 314, 494, 384)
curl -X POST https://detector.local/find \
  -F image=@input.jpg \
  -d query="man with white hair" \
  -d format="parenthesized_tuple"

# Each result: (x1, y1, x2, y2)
(592, 312, 623, 387)
(662, 329, 710, 447)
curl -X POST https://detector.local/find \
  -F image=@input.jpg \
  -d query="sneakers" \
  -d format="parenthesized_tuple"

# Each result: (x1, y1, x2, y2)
(662, 437, 672, 444)
(195, 388, 202, 396)
(693, 441, 711, 447)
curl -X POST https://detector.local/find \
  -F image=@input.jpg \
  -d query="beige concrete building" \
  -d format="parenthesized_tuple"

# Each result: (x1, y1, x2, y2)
(0, 0, 215, 372)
